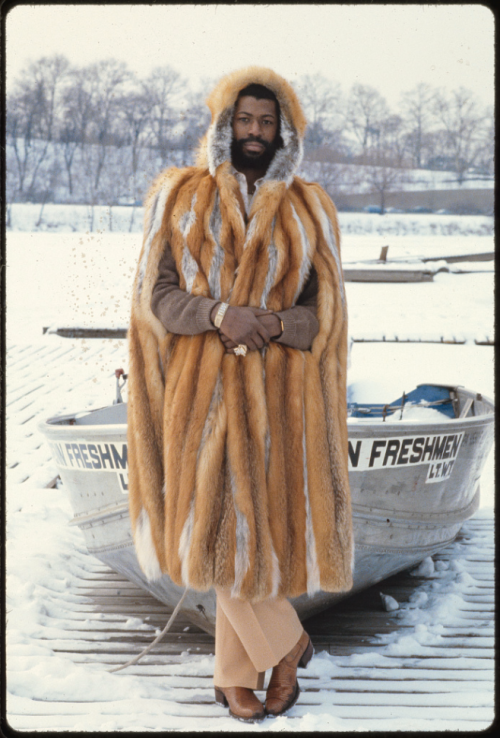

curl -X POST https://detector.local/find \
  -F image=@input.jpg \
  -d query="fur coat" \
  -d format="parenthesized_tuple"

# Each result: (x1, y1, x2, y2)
(128, 66, 353, 602)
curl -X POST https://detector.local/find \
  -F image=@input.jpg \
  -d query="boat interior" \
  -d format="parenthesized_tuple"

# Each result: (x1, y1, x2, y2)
(45, 384, 493, 427)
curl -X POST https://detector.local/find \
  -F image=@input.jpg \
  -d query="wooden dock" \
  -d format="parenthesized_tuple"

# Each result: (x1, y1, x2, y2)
(6, 338, 494, 730)
(8, 513, 494, 730)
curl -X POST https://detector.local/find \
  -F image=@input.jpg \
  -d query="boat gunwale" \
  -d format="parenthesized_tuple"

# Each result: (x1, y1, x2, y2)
(38, 388, 494, 438)
(39, 411, 494, 440)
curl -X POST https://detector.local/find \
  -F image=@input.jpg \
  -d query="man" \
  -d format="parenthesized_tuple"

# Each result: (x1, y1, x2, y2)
(128, 67, 353, 722)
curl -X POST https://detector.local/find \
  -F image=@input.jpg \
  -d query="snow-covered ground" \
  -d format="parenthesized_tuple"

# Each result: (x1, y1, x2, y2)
(7, 202, 494, 236)
(302, 159, 494, 194)
(5, 213, 494, 731)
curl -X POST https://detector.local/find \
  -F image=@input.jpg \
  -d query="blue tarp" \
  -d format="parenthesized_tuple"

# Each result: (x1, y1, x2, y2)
(348, 384, 456, 419)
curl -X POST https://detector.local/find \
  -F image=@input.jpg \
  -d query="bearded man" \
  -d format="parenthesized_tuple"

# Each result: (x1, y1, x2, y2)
(128, 67, 353, 722)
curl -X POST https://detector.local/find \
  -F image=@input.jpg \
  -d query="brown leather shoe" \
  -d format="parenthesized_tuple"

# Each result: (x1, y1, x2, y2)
(214, 686, 266, 722)
(265, 630, 314, 717)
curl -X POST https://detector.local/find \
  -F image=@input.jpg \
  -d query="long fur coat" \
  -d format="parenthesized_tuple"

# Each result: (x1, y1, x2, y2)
(128, 66, 353, 602)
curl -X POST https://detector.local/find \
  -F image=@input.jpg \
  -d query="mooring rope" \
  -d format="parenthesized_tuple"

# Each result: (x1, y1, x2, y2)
(107, 586, 190, 673)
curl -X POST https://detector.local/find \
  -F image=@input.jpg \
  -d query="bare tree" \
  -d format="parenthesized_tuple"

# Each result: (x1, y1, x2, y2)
(296, 74, 343, 151)
(142, 66, 185, 167)
(116, 80, 153, 199)
(364, 159, 409, 213)
(59, 65, 95, 197)
(431, 87, 486, 184)
(361, 114, 411, 213)
(474, 106, 494, 176)
(344, 83, 389, 156)
(176, 88, 211, 165)
(85, 59, 132, 192)
(378, 114, 407, 168)
(302, 157, 364, 202)
(399, 83, 436, 168)
(6, 54, 70, 199)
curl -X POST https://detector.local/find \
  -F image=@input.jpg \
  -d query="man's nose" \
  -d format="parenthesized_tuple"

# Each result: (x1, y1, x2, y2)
(249, 120, 262, 136)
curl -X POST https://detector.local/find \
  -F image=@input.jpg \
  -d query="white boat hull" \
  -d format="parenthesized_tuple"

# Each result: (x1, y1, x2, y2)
(39, 386, 494, 634)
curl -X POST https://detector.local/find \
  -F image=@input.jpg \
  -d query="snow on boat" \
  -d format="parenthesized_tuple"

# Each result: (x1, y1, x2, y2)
(39, 383, 494, 635)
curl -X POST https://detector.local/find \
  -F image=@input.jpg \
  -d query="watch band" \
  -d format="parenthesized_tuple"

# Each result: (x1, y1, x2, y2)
(214, 302, 230, 328)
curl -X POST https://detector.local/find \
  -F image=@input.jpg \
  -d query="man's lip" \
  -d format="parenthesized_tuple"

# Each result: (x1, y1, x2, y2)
(244, 142, 265, 152)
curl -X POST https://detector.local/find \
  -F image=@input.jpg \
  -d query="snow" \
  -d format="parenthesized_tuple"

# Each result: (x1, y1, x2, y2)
(7, 203, 494, 237)
(410, 558, 436, 578)
(5, 212, 494, 731)
(379, 593, 400, 612)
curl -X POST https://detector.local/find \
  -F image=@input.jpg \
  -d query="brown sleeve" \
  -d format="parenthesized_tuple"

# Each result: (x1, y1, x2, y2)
(151, 242, 220, 334)
(151, 241, 319, 349)
(273, 267, 320, 350)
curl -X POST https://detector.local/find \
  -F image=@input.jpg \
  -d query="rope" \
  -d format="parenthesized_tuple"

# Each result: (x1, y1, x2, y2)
(107, 586, 190, 673)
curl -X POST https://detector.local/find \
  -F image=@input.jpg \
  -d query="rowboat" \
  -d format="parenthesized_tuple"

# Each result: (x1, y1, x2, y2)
(39, 382, 494, 635)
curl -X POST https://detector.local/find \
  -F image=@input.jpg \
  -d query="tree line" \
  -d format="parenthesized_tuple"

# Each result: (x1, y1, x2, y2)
(6, 55, 493, 211)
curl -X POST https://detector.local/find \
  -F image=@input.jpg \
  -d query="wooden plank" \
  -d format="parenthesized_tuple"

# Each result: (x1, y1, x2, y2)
(10, 705, 493, 725)
(343, 268, 435, 283)
(421, 252, 494, 263)
(351, 336, 467, 344)
(43, 327, 128, 339)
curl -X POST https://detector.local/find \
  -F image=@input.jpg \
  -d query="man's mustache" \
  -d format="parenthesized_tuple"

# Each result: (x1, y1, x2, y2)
(236, 136, 274, 152)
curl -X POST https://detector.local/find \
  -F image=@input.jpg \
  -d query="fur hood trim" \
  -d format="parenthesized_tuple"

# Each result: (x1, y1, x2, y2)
(197, 66, 307, 184)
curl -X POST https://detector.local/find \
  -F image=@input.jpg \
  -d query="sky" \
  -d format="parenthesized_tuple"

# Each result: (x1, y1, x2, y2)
(5, 4, 495, 109)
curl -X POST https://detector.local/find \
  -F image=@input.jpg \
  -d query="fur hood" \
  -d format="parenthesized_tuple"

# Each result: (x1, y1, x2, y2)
(127, 67, 353, 602)
(197, 66, 307, 184)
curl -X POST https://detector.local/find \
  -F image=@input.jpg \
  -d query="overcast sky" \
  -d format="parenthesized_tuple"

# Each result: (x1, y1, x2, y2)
(6, 4, 494, 109)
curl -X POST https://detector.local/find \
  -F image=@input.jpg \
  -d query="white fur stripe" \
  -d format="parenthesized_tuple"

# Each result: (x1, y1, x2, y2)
(207, 193, 224, 300)
(260, 218, 278, 308)
(178, 500, 195, 586)
(228, 467, 251, 598)
(180, 192, 199, 292)
(313, 194, 346, 312)
(198, 373, 223, 462)
(264, 114, 303, 185)
(180, 192, 198, 237)
(134, 507, 163, 581)
(137, 183, 171, 297)
(207, 108, 233, 176)
(178, 375, 223, 587)
(181, 247, 199, 293)
(269, 545, 281, 599)
(302, 399, 321, 596)
(290, 204, 311, 303)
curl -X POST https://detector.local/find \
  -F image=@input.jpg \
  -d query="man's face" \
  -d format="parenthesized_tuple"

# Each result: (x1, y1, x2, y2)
(231, 95, 279, 170)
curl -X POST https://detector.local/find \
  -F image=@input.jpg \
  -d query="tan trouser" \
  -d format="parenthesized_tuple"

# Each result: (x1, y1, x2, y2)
(213, 587, 304, 690)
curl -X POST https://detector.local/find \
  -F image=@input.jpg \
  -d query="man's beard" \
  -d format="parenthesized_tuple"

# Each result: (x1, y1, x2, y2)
(231, 135, 282, 170)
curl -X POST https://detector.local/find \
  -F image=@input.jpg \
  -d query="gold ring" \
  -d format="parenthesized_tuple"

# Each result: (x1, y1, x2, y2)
(234, 344, 248, 356)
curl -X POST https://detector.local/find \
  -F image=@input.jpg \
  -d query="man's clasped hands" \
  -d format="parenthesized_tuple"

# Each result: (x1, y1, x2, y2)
(210, 304, 282, 353)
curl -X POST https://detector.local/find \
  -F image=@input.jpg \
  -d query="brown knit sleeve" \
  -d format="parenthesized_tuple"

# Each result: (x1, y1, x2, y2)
(151, 242, 220, 334)
(273, 267, 319, 350)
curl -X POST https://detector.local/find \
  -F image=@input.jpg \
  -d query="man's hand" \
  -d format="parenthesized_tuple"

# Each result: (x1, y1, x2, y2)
(255, 313, 282, 340)
(211, 304, 283, 352)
